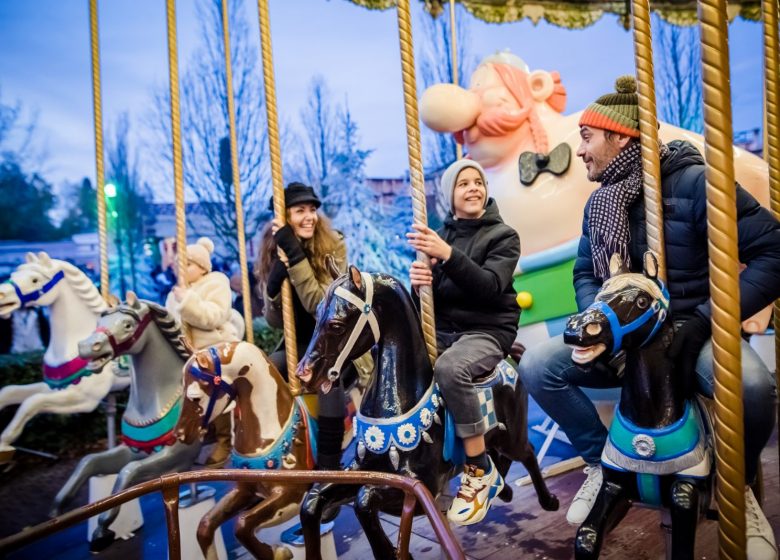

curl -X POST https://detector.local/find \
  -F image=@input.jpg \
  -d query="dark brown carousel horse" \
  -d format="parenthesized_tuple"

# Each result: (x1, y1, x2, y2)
(180, 341, 318, 560)
(564, 252, 713, 560)
(296, 266, 558, 560)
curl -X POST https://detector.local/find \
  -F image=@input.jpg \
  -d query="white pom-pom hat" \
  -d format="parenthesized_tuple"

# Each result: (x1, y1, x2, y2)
(186, 237, 215, 273)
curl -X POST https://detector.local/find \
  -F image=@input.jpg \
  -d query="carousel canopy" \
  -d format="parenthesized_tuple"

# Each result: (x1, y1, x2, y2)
(344, 0, 760, 28)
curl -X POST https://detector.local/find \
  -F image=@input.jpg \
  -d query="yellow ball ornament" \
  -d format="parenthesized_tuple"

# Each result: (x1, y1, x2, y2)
(516, 291, 533, 309)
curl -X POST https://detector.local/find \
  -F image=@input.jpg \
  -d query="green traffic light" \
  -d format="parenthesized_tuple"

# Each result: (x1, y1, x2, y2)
(105, 182, 117, 198)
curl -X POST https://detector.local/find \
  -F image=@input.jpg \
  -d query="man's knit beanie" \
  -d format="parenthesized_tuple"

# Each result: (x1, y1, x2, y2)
(578, 75, 640, 138)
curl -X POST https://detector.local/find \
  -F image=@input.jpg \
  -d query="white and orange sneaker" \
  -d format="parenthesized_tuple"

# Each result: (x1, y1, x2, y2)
(447, 457, 504, 526)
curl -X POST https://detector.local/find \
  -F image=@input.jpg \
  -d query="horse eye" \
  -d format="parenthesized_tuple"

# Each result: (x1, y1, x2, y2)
(32, 278, 39, 284)
(329, 321, 345, 335)
(125, 321, 134, 330)
(636, 297, 649, 309)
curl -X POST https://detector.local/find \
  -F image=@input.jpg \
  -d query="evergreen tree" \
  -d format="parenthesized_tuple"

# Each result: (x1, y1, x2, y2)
(0, 161, 58, 240)
(59, 178, 97, 236)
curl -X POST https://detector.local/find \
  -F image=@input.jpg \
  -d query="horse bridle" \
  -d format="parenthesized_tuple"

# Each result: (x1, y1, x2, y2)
(327, 272, 380, 382)
(189, 346, 237, 428)
(590, 280, 670, 354)
(6, 270, 65, 306)
(96, 306, 153, 355)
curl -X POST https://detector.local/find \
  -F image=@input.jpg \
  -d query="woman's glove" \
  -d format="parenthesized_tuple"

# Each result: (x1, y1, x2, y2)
(266, 259, 289, 298)
(274, 225, 306, 266)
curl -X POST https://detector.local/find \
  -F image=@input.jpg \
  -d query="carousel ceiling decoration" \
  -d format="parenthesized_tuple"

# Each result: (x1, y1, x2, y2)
(343, 0, 760, 28)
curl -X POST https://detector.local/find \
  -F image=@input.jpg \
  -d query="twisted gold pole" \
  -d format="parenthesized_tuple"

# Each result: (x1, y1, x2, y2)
(699, 0, 746, 556)
(256, 0, 300, 393)
(88, 0, 109, 301)
(761, 0, 780, 475)
(165, 0, 191, 344)
(449, 0, 462, 160)
(221, 0, 254, 345)
(631, 0, 666, 281)
(397, 0, 437, 366)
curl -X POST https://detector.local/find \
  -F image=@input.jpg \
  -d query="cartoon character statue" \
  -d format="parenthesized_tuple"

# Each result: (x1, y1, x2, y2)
(420, 51, 771, 333)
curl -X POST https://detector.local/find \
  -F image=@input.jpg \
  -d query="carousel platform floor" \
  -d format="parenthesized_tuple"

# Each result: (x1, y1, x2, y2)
(2, 398, 778, 559)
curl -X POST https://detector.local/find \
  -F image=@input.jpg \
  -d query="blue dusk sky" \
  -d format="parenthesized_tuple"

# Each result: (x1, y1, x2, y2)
(0, 0, 764, 199)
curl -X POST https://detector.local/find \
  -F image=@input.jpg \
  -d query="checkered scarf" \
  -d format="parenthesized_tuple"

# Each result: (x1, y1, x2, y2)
(589, 142, 667, 281)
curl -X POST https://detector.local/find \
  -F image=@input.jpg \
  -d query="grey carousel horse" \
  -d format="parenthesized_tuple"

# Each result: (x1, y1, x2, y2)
(50, 292, 200, 551)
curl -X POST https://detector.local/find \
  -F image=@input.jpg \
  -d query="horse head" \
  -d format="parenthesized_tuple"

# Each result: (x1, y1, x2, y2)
(181, 342, 245, 431)
(297, 266, 381, 394)
(78, 291, 159, 371)
(0, 252, 67, 318)
(564, 252, 670, 365)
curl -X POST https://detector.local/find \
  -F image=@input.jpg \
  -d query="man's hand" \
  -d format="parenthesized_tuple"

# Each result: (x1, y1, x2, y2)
(667, 312, 711, 388)
(406, 224, 452, 261)
(409, 260, 438, 294)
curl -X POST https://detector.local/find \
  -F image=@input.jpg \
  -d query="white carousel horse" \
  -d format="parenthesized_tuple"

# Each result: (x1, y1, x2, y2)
(0, 252, 130, 461)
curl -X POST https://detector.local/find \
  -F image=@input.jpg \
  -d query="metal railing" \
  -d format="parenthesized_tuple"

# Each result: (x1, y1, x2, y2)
(0, 469, 465, 560)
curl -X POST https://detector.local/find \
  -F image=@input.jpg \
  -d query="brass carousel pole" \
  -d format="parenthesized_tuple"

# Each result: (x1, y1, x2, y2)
(220, 0, 254, 345)
(449, 0, 463, 160)
(88, 0, 109, 301)
(164, 0, 191, 345)
(396, 0, 437, 366)
(699, 0, 747, 556)
(256, 0, 301, 393)
(761, 0, 780, 475)
(630, 0, 666, 280)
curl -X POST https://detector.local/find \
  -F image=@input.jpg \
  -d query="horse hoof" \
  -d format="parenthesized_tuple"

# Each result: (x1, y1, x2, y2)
(272, 545, 294, 560)
(89, 528, 116, 553)
(542, 494, 560, 512)
(0, 448, 15, 465)
(497, 483, 513, 503)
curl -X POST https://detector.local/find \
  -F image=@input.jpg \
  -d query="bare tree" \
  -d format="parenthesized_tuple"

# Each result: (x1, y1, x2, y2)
(149, 0, 280, 260)
(417, 4, 476, 218)
(299, 75, 338, 200)
(652, 15, 703, 133)
(0, 87, 43, 168)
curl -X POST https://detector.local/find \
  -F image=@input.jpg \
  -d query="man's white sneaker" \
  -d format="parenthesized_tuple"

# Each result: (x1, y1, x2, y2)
(746, 487, 778, 560)
(566, 464, 603, 526)
(447, 457, 504, 526)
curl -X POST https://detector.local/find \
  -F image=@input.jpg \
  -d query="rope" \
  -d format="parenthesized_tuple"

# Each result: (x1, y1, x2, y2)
(165, 0, 191, 345)
(88, 0, 109, 302)
(699, 0, 747, 555)
(396, 0, 437, 366)
(449, 0, 462, 160)
(631, 0, 666, 282)
(761, 0, 780, 475)
(220, 0, 254, 345)
(256, 0, 300, 394)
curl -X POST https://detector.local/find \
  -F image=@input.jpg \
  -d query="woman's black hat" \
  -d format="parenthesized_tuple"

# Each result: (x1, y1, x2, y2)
(268, 182, 322, 211)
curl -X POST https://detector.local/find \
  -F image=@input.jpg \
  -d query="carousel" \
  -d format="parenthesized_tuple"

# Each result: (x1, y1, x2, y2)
(0, 0, 777, 558)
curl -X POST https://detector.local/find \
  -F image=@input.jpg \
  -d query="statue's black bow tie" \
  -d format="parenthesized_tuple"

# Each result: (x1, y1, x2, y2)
(518, 142, 571, 186)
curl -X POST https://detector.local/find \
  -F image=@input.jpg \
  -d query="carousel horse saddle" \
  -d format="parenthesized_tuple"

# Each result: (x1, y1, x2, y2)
(602, 399, 711, 480)
(443, 359, 518, 466)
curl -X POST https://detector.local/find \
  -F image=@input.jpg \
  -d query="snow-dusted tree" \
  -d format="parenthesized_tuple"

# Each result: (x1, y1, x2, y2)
(299, 75, 338, 204)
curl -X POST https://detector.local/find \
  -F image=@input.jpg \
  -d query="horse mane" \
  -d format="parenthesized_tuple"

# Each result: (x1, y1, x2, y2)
(601, 273, 669, 308)
(145, 301, 192, 361)
(114, 299, 191, 361)
(18, 259, 107, 314)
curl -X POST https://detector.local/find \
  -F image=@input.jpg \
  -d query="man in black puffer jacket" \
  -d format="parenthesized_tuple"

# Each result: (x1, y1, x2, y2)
(408, 158, 520, 526)
(520, 76, 779, 558)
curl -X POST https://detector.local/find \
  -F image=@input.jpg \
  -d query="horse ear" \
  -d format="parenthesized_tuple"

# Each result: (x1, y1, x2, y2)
(38, 252, 52, 267)
(126, 290, 139, 308)
(608, 253, 628, 277)
(25, 252, 37, 263)
(643, 251, 659, 280)
(325, 254, 341, 281)
(348, 265, 363, 291)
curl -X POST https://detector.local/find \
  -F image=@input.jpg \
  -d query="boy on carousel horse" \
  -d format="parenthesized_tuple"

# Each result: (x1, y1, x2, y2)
(408, 158, 521, 525)
(519, 76, 780, 559)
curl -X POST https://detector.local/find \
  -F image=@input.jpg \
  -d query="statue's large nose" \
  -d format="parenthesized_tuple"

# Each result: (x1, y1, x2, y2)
(420, 84, 480, 133)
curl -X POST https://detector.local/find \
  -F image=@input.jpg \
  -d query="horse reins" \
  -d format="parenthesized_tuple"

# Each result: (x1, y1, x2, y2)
(591, 280, 670, 354)
(328, 272, 380, 382)
(6, 270, 65, 306)
(189, 346, 237, 428)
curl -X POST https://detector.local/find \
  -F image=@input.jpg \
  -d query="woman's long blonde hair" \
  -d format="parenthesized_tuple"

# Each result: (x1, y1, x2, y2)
(255, 210, 341, 293)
